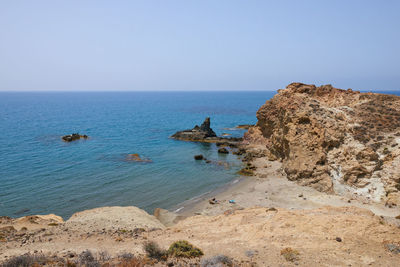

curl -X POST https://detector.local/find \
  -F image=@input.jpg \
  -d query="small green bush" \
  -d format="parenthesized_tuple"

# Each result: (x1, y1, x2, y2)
(168, 240, 203, 258)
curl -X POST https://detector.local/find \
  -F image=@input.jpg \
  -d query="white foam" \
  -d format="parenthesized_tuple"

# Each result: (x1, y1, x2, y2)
(174, 207, 184, 212)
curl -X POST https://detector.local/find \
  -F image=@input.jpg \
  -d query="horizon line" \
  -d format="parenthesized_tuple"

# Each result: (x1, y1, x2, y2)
(0, 89, 279, 93)
(0, 89, 399, 93)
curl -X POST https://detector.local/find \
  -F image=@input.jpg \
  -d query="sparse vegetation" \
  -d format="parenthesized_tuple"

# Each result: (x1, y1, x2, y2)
(1, 250, 148, 267)
(99, 251, 111, 262)
(78, 250, 100, 267)
(1, 253, 51, 267)
(117, 258, 144, 267)
(280, 247, 300, 262)
(119, 253, 135, 261)
(201, 255, 233, 267)
(144, 241, 167, 261)
(168, 240, 204, 258)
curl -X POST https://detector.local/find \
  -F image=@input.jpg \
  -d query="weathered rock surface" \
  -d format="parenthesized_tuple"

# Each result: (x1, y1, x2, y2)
(171, 117, 243, 148)
(171, 117, 217, 141)
(245, 83, 400, 206)
(65, 206, 165, 232)
(62, 133, 88, 142)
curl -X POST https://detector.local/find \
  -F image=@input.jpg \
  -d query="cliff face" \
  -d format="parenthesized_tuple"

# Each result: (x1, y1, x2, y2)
(245, 83, 400, 206)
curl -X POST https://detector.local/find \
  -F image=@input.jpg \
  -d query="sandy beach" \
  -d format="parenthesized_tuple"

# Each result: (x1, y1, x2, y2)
(176, 152, 400, 224)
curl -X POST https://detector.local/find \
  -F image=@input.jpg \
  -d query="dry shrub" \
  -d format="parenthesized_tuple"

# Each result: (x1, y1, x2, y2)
(1, 253, 49, 267)
(78, 250, 100, 267)
(144, 241, 167, 261)
(117, 258, 145, 267)
(280, 247, 300, 262)
(201, 255, 233, 267)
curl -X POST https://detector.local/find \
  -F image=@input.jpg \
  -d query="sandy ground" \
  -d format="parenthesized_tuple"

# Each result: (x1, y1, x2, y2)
(178, 158, 400, 223)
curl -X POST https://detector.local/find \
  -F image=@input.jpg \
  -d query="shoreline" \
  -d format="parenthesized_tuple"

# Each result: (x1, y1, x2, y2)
(171, 175, 249, 215)
(173, 155, 400, 224)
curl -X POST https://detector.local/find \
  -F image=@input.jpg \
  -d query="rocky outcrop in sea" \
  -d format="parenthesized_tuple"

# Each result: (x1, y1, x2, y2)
(62, 133, 88, 142)
(245, 83, 400, 206)
(171, 117, 242, 145)
(171, 117, 217, 141)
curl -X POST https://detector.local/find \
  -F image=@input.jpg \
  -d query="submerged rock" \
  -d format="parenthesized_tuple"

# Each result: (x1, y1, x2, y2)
(62, 133, 88, 142)
(236, 124, 254, 129)
(126, 153, 152, 163)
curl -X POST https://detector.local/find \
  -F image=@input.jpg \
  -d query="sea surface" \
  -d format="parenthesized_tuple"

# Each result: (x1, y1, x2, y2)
(0, 91, 275, 219)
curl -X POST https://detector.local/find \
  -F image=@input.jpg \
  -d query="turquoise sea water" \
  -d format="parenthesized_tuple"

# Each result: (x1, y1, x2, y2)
(0, 91, 275, 219)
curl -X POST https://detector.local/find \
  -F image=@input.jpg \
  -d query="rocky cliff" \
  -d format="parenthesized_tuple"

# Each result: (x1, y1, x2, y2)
(245, 83, 400, 206)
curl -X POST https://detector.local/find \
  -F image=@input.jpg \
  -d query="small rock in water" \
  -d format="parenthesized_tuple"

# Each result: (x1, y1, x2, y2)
(194, 154, 204, 160)
(218, 147, 229, 154)
(62, 133, 88, 142)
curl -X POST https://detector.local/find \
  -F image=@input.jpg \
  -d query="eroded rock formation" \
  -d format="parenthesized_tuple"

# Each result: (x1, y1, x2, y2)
(171, 117, 242, 145)
(245, 83, 400, 206)
(171, 117, 217, 141)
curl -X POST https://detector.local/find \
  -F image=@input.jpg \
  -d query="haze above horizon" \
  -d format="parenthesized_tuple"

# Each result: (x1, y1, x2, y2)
(1, 0, 399, 92)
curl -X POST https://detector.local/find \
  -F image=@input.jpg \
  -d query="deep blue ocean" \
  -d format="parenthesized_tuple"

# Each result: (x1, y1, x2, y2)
(0, 91, 276, 219)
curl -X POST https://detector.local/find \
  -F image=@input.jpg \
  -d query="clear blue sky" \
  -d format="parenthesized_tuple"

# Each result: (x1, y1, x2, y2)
(0, 0, 399, 91)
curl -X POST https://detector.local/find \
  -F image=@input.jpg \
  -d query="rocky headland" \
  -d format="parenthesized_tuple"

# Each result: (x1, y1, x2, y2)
(244, 83, 400, 207)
